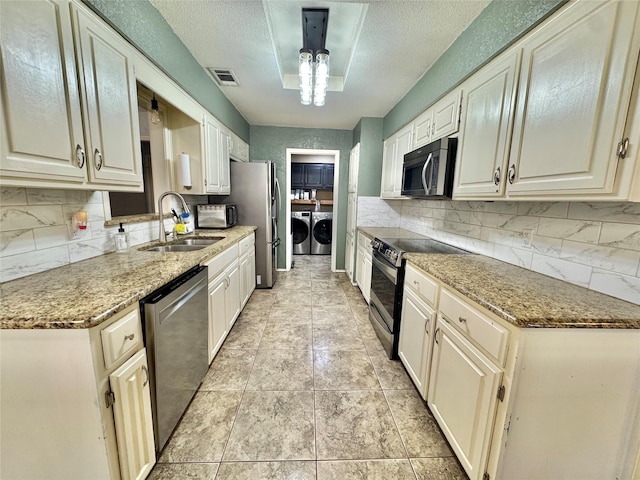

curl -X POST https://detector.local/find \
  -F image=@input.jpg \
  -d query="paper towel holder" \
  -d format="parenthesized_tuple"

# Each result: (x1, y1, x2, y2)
(177, 152, 192, 190)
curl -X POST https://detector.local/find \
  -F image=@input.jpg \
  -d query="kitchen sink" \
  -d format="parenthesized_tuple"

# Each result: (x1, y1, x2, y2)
(144, 244, 207, 252)
(142, 237, 223, 252)
(174, 237, 223, 246)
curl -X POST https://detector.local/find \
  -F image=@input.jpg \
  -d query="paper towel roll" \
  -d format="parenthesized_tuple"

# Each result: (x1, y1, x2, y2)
(177, 152, 191, 188)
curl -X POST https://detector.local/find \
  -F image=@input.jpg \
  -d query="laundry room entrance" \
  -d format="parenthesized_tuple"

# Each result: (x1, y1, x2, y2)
(285, 148, 340, 271)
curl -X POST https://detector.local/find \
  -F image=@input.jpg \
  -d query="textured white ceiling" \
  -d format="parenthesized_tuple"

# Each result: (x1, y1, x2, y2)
(149, 0, 490, 130)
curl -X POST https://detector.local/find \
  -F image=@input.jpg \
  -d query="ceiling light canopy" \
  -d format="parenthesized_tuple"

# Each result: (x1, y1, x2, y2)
(299, 8, 330, 106)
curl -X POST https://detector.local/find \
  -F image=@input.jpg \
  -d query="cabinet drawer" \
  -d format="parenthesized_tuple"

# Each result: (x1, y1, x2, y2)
(404, 264, 438, 307)
(357, 232, 372, 254)
(439, 289, 509, 366)
(204, 243, 238, 280)
(101, 308, 143, 369)
(239, 234, 255, 257)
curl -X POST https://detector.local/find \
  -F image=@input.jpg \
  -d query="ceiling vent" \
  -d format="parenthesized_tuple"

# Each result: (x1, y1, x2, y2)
(207, 68, 239, 86)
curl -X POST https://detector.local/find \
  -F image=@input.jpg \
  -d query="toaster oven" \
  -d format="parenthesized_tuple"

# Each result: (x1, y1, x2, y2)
(196, 204, 238, 229)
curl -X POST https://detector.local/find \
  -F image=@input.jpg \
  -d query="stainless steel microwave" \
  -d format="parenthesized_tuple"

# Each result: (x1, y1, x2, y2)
(196, 204, 237, 229)
(401, 137, 457, 198)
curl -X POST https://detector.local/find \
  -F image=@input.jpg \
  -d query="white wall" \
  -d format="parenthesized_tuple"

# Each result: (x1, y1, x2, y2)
(397, 199, 640, 304)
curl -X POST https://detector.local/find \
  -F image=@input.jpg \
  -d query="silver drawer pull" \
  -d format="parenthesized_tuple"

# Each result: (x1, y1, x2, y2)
(142, 365, 149, 387)
(458, 316, 467, 323)
(124, 333, 135, 341)
(413, 280, 419, 285)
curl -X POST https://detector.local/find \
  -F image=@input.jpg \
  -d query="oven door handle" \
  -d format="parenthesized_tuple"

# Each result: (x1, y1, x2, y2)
(421, 152, 433, 195)
(372, 253, 398, 284)
(370, 300, 392, 334)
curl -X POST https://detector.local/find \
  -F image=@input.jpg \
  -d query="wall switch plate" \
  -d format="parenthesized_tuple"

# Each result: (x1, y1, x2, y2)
(522, 228, 534, 248)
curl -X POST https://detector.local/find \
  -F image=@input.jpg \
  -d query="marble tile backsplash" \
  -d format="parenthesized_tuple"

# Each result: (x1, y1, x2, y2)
(396, 199, 640, 304)
(0, 187, 160, 283)
(356, 197, 402, 227)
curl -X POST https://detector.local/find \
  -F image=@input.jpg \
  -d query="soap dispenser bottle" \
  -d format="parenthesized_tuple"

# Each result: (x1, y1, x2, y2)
(114, 223, 129, 253)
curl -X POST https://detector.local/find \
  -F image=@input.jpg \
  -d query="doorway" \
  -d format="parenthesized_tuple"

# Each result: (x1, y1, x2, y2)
(285, 148, 340, 271)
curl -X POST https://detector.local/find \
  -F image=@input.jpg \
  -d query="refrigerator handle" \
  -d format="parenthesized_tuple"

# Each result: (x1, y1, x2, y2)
(274, 177, 282, 226)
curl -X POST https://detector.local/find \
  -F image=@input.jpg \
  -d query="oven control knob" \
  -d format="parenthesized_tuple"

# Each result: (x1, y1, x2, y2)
(390, 251, 398, 260)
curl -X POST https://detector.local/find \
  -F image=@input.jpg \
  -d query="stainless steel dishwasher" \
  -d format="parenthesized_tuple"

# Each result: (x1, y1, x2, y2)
(140, 265, 208, 452)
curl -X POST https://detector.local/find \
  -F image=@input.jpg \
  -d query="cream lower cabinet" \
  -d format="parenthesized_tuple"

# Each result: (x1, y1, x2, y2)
(345, 232, 355, 283)
(428, 317, 503, 480)
(403, 263, 640, 480)
(239, 233, 256, 308)
(0, 0, 143, 191)
(0, 304, 155, 480)
(204, 242, 241, 363)
(355, 231, 372, 303)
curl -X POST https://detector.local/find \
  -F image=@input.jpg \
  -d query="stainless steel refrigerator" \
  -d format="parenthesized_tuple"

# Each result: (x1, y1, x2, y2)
(226, 161, 280, 288)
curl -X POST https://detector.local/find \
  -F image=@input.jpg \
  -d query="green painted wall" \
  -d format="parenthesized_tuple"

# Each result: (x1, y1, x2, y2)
(250, 126, 353, 270)
(383, 0, 567, 138)
(83, 0, 250, 142)
(353, 118, 384, 197)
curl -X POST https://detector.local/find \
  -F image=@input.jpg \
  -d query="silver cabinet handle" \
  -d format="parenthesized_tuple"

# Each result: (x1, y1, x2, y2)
(413, 280, 419, 285)
(124, 333, 135, 341)
(94, 149, 103, 171)
(493, 166, 501, 186)
(508, 164, 516, 184)
(425, 317, 430, 334)
(141, 365, 149, 387)
(434, 327, 440, 345)
(76, 144, 85, 168)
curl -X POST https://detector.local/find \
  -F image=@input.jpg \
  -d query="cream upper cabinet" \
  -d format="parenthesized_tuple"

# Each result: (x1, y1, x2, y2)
(506, 0, 640, 196)
(348, 143, 360, 193)
(72, 4, 142, 189)
(453, 52, 521, 198)
(0, 0, 88, 185)
(0, 0, 143, 191)
(204, 115, 231, 195)
(381, 124, 412, 199)
(412, 89, 462, 149)
(229, 131, 249, 162)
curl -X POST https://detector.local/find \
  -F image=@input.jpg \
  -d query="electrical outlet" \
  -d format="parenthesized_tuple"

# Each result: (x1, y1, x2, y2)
(522, 228, 534, 248)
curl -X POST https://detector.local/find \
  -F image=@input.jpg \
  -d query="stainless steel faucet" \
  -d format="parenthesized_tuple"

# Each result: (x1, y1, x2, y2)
(158, 191, 191, 243)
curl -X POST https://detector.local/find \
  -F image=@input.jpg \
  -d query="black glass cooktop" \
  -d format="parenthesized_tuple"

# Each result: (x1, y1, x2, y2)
(380, 237, 471, 255)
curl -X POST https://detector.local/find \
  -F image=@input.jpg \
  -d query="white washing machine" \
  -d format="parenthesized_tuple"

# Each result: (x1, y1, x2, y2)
(292, 211, 311, 255)
(311, 211, 332, 255)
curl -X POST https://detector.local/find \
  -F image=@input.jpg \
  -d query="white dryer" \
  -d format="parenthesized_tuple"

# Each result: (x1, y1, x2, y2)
(292, 211, 311, 255)
(311, 211, 332, 255)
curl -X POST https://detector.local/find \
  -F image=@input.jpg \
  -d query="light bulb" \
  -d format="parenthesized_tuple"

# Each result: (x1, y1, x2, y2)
(151, 95, 161, 125)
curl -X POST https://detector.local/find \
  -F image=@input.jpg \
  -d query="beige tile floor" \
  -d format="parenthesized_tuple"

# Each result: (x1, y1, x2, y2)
(149, 255, 468, 480)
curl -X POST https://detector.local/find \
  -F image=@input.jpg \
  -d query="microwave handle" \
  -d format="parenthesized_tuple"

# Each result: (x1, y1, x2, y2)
(421, 153, 433, 194)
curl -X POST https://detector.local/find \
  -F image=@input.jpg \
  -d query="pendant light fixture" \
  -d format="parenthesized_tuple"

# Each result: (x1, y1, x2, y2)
(151, 94, 161, 125)
(299, 8, 330, 107)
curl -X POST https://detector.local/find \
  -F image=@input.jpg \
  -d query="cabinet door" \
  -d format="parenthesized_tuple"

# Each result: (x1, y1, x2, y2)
(0, 0, 87, 185)
(205, 117, 221, 193)
(291, 163, 304, 188)
(346, 192, 357, 237)
(109, 349, 155, 480)
(399, 287, 434, 400)
(507, 0, 640, 196)
(322, 164, 335, 188)
(413, 109, 433, 149)
(394, 125, 413, 197)
(225, 262, 241, 329)
(362, 254, 372, 304)
(219, 130, 231, 194)
(380, 140, 396, 197)
(355, 247, 364, 290)
(432, 89, 462, 140)
(345, 233, 355, 282)
(304, 164, 324, 187)
(73, 6, 142, 189)
(428, 318, 502, 480)
(208, 275, 228, 363)
(239, 253, 251, 308)
(348, 143, 360, 192)
(454, 52, 521, 198)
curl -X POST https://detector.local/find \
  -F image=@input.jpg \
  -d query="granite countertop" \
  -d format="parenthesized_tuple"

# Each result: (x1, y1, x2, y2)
(0, 226, 256, 330)
(404, 253, 640, 329)
(358, 227, 427, 240)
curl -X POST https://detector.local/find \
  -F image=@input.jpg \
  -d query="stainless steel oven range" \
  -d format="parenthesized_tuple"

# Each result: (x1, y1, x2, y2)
(368, 237, 471, 359)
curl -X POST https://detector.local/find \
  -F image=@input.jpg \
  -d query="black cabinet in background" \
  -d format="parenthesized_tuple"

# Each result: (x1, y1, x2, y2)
(291, 163, 334, 189)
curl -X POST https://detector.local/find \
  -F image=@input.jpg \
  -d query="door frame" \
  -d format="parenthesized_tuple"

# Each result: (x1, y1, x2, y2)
(285, 148, 340, 271)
